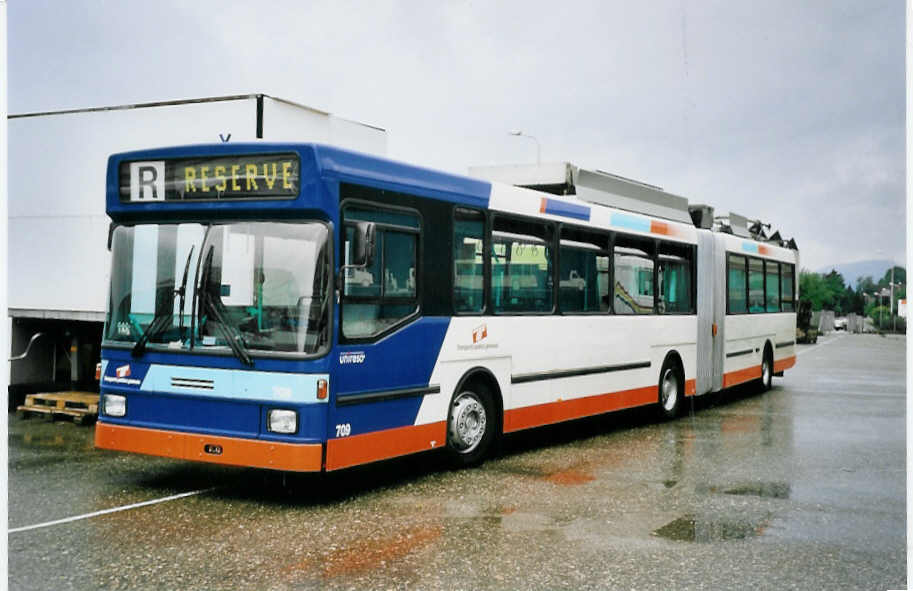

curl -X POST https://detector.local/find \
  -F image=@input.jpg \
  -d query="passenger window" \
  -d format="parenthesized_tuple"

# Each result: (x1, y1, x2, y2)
(453, 208, 485, 313)
(781, 264, 795, 312)
(748, 257, 765, 313)
(765, 261, 780, 312)
(614, 236, 654, 315)
(342, 203, 420, 339)
(728, 254, 747, 314)
(559, 227, 609, 313)
(658, 242, 693, 314)
(491, 217, 553, 313)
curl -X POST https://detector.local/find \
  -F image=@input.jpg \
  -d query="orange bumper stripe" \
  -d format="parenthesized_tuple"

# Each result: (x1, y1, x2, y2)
(95, 422, 323, 472)
(685, 378, 697, 396)
(504, 385, 657, 433)
(722, 364, 761, 388)
(774, 355, 796, 373)
(325, 422, 447, 471)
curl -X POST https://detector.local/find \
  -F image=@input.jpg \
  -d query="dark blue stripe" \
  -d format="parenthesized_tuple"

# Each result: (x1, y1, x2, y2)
(543, 198, 591, 221)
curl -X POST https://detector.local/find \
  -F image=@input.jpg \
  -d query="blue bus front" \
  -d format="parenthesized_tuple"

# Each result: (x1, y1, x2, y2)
(95, 144, 336, 471)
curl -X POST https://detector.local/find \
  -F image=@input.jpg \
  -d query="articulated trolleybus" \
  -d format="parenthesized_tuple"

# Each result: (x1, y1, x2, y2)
(95, 143, 798, 472)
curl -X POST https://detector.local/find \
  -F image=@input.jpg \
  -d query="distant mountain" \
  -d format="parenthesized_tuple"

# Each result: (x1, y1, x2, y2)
(816, 259, 899, 287)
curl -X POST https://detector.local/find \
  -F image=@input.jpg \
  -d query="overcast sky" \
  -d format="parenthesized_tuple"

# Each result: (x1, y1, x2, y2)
(8, 0, 906, 273)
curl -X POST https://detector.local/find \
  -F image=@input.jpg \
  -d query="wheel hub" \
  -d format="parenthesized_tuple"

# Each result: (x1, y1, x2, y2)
(449, 393, 487, 453)
(661, 370, 678, 412)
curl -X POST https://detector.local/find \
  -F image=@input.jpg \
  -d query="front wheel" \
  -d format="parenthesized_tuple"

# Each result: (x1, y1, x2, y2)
(446, 386, 495, 467)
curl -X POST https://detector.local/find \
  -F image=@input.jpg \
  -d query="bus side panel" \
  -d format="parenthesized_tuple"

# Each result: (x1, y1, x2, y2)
(420, 315, 697, 434)
(325, 317, 450, 470)
(722, 313, 794, 387)
(772, 313, 797, 372)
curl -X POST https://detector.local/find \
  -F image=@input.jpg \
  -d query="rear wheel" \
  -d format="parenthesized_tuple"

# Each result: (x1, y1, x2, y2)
(658, 359, 682, 420)
(760, 347, 773, 392)
(446, 385, 495, 467)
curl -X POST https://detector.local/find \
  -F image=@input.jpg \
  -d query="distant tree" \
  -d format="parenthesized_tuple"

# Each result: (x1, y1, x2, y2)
(799, 271, 827, 310)
(841, 285, 864, 315)
(822, 270, 846, 314)
(856, 275, 877, 295)
(876, 266, 906, 291)
(881, 265, 906, 285)
(874, 266, 907, 315)
(801, 269, 865, 314)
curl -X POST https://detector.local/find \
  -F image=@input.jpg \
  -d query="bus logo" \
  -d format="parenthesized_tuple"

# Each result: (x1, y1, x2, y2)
(472, 324, 488, 343)
(339, 351, 366, 365)
(115, 364, 131, 378)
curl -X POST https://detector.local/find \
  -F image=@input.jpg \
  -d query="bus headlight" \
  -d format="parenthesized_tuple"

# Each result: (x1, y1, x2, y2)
(267, 409, 297, 434)
(103, 394, 127, 417)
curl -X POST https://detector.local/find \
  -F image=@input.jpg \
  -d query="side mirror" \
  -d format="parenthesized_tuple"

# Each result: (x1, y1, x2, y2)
(351, 222, 376, 267)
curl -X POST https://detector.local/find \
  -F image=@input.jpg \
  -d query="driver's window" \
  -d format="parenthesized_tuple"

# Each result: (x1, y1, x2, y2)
(341, 201, 420, 339)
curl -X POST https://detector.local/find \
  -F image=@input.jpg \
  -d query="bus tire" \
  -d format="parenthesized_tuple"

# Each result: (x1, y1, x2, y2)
(446, 383, 495, 468)
(658, 357, 682, 420)
(760, 345, 773, 392)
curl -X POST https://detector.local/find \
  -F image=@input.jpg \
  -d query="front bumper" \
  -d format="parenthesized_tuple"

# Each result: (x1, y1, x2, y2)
(95, 422, 323, 472)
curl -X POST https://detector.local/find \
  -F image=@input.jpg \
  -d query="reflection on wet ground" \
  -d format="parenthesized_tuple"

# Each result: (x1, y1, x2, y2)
(724, 481, 791, 499)
(283, 522, 444, 580)
(652, 513, 771, 543)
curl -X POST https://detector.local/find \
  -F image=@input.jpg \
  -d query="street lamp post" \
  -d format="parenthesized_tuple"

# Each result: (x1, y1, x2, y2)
(880, 289, 884, 330)
(508, 130, 541, 166)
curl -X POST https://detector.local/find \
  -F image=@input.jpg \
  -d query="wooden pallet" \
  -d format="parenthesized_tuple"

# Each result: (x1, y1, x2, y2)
(16, 391, 99, 425)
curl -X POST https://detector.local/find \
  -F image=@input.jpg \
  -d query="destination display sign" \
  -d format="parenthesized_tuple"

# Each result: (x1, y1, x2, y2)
(119, 153, 300, 201)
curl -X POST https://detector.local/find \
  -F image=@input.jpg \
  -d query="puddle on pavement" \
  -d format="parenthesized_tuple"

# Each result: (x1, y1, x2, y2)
(723, 481, 791, 499)
(544, 468, 595, 485)
(493, 463, 596, 486)
(283, 523, 443, 579)
(501, 511, 555, 532)
(492, 463, 549, 478)
(17, 429, 94, 451)
(652, 513, 770, 543)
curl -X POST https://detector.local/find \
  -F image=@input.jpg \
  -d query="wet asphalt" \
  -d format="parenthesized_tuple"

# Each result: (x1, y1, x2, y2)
(8, 333, 907, 590)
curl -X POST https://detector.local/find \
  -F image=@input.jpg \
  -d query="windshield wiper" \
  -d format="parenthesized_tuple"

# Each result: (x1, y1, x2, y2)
(175, 245, 195, 342)
(196, 245, 254, 367)
(132, 246, 196, 357)
(131, 308, 173, 357)
(201, 290, 253, 367)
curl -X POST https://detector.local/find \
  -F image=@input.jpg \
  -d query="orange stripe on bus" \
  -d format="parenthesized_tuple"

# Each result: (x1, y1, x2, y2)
(685, 378, 697, 396)
(539, 197, 548, 213)
(94, 422, 323, 472)
(504, 385, 658, 433)
(650, 220, 670, 235)
(325, 421, 447, 471)
(722, 365, 761, 388)
(774, 355, 796, 373)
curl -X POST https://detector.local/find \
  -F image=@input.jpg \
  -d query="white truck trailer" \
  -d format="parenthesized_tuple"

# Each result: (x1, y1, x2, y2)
(8, 94, 386, 405)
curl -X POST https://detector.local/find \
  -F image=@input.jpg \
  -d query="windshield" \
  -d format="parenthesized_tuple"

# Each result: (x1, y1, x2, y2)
(106, 221, 331, 356)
